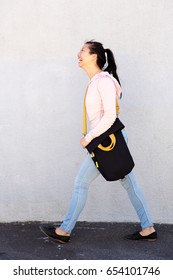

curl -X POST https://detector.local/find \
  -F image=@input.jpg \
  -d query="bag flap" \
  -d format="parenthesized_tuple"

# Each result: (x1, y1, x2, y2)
(86, 118, 125, 153)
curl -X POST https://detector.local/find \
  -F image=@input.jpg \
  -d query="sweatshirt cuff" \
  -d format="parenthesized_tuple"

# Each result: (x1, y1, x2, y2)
(85, 133, 93, 144)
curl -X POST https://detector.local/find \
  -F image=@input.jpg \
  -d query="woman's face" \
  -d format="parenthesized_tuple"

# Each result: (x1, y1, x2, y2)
(77, 44, 96, 69)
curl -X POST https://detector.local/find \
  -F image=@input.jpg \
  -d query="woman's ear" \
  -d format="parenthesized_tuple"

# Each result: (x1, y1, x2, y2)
(92, 53, 97, 63)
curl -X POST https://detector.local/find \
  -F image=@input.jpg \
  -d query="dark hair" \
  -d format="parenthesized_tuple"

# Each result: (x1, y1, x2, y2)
(85, 40, 121, 85)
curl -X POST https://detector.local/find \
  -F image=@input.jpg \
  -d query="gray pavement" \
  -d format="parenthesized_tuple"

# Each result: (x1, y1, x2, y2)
(0, 222, 172, 260)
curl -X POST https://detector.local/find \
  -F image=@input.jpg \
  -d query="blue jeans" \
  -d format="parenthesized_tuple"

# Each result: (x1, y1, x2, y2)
(60, 131, 154, 233)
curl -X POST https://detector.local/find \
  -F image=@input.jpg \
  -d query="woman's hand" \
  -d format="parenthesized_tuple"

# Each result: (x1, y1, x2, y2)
(80, 137, 89, 149)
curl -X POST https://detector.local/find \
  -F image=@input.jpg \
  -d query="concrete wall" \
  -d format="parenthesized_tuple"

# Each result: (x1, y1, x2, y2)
(0, 0, 173, 223)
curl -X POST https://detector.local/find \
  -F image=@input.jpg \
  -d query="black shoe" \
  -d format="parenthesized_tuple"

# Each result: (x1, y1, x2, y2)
(39, 225, 70, 243)
(124, 231, 157, 241)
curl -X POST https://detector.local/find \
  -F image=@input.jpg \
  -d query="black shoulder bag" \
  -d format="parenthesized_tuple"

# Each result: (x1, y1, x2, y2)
(83, 88, 135, 181)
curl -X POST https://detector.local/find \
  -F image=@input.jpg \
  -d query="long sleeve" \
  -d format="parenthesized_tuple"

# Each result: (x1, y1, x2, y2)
(85, 75, 120, 143)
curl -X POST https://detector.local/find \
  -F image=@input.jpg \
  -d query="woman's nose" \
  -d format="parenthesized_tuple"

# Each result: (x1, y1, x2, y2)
(77, 51, 81, 58)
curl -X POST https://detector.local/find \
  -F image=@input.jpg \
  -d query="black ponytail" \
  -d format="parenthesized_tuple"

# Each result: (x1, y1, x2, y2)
(104, 49, 121, 85)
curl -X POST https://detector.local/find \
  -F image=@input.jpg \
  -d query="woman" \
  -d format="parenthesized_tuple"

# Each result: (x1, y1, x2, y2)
(40, 40, 157, 243)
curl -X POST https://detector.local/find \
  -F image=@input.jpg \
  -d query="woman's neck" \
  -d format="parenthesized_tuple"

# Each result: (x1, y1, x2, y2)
(84, 66, 102, 79)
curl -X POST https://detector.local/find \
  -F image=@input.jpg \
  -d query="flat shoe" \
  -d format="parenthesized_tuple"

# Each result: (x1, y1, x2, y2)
(124, 231, 157, 241)
(39, 225, 70, 243)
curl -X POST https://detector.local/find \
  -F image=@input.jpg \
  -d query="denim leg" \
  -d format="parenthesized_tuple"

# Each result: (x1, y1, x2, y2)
(120, 129, 153, 229)
(120, 171, 154, 229)
(60, 154, 100, 233)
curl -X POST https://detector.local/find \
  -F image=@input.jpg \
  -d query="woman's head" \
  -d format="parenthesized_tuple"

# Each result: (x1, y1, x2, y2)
(85, 41, 106, 69)
(80, 40, 121, 85)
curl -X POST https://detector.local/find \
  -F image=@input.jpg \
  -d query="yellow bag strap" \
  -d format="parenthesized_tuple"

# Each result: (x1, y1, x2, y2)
(82, 86, 120, 135)
(82, 86, 88, 135)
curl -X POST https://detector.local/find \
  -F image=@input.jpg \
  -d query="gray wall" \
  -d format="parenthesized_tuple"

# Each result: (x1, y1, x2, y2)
(0, 0, 173, 223)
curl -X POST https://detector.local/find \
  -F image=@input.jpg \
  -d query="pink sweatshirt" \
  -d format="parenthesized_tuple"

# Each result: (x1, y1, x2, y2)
(85, 71, 122, 143)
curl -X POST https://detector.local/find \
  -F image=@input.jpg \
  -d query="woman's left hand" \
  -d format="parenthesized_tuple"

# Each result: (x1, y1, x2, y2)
(80, 137, 89, 149)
